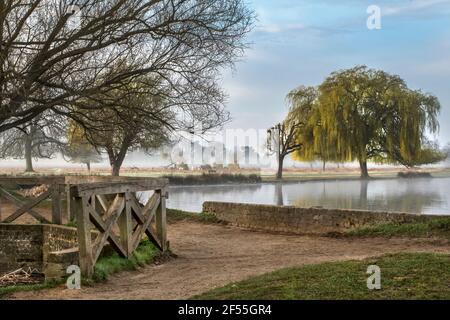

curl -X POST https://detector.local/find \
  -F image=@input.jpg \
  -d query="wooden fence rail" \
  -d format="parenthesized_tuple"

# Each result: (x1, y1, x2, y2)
(0, 182, 64, 224)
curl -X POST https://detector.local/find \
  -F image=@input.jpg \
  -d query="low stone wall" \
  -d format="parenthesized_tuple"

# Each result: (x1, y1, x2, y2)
(0, 224, 79, 280)
(42, 225, 80, 281)
(203, 202, 447, 235)
(0, 225, 43, 274)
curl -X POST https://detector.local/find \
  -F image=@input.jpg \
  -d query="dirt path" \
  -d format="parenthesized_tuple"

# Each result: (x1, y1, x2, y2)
(9, 221, 450, 300)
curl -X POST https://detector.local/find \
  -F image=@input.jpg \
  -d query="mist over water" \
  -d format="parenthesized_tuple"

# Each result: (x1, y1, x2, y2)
(166, 178, 450, 215)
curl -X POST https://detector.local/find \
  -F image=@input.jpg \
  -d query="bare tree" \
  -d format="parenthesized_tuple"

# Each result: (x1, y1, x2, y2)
(0, 112, 66, 172)
(0, 0, 254, 133)
(76, 51, 233, 175)
(78, 76, 172, 176)
(267, 122, 303, 180)
(267, 86, 318, 180)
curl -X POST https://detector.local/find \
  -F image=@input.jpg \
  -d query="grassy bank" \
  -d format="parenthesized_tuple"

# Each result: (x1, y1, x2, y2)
(347, 217, 450, 240)
(165, 173, 261, 185)
(0, 239, 159, 298)
(193, 253, 450, 300)
(166, 208, 223, 225)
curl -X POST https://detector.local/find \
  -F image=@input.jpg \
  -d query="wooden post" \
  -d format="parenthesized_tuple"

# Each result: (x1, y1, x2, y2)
(155, 189, 168, 252)
(67, 184, 75, 222)
(0, 192, 2, 222)
(118, 192, 132, 256)
(76, 196, 93, 278)
(51, 184, 63, 225)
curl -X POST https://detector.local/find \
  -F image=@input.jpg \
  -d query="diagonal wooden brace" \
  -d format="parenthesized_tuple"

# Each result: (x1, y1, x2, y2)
(0, 187, 51, 224)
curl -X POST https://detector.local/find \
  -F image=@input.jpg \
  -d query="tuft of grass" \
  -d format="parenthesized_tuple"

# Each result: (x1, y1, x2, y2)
(167, 208, 224, 225)
(65, 220, 77, 228)
(92, 239, 159, 282)
(164, 173, 262, 186)
(192, 253, 450, 300)
(347, 217, 450, 239)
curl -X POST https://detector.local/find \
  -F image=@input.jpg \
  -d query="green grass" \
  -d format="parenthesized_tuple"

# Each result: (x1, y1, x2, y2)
(167, 208, 224, 225)
(91, 239, 159, 282)
(0, 239, 159, 298)
(0, 280, 63, 298)
(192, 253, 450, 300)
(347, 218, 450, 239)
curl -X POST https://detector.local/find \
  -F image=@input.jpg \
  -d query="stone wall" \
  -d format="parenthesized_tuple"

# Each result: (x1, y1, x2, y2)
(42, 225, 80, 280)
(0, 225, 43, 274)
(203, 202, 447, 235)
(43, 225, 79, 254)
(0, 224, 79, 280)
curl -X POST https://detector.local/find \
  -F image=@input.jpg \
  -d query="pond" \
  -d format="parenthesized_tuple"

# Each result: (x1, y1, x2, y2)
(166, 177, 450, 215)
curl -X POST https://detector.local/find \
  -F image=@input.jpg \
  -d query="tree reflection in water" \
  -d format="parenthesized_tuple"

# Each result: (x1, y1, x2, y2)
(164, 178, 450, 215)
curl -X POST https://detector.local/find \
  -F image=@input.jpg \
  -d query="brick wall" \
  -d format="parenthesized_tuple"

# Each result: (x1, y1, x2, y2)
(203, 202, 446, 235)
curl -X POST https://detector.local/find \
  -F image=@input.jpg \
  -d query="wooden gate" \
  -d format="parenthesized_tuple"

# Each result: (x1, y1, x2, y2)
(70, 179, 169, 277)
(0, 176, 169, 278)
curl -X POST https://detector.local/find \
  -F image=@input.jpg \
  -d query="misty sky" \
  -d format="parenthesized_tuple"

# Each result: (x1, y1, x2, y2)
(221, 0, 450, 145)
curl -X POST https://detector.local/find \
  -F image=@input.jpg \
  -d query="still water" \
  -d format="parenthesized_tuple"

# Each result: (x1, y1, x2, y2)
(166, 177, 450, 215)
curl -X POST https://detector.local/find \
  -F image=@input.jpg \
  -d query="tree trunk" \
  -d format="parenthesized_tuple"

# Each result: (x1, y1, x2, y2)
(111, 164, 121, 177)
(276, 155, 285, 180)
(360, 180, 369, 208)
(107, 140, 131, 177)
(86, 162, 91, 174)
(24, 133, 34, 172)
(110, 153, 127, 177)
(359, 160, 369, 179)
(322, 161, 326, 172)
(275, 183, 284, 206)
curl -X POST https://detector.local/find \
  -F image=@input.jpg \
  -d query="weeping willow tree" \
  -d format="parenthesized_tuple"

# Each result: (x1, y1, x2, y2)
(288, 86, 348, 167)
(289, 66, 443, 178)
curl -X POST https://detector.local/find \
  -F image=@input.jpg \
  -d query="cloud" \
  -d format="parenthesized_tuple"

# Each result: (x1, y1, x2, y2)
(256, 23, 306, 34)
(384, 0, 450, 16)
(224, 0, 450, 143)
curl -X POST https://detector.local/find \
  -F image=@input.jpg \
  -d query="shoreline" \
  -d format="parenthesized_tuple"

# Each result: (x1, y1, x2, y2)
(0, 168, 449, 187)
(169, 171, 450, 187)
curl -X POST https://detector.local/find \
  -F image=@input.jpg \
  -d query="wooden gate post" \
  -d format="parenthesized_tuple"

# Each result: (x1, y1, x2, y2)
(67, 184, 74, 221)
(119, 192, 133, 256)
(155, 189, 168, 252)
(51, 184, 63, 225)
(76, 196, 94, 277)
